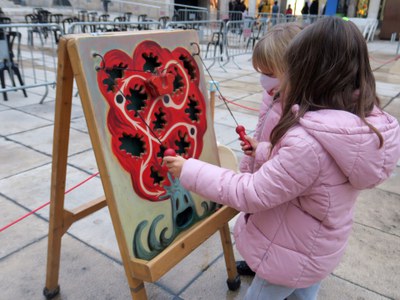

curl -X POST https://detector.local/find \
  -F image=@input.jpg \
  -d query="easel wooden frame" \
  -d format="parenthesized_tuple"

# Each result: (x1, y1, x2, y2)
(43, 35, 240, 300)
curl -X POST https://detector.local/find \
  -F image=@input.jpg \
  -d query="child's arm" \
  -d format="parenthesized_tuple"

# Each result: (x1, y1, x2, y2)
(240, 135, 258, 157)
(170, 135, 320, 213)
(163, 155, 186, 178)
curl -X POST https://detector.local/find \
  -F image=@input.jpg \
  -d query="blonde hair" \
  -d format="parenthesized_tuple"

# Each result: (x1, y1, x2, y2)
(252, 23, 302, 78)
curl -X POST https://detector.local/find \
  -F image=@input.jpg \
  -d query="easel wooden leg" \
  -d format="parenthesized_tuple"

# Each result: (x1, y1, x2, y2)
(208, 81, 217, 123)
(129, 278, 148, 300)
(43, 37, 74, 299)
(210, 90, 215, 122)
(219, 223, 241, 291)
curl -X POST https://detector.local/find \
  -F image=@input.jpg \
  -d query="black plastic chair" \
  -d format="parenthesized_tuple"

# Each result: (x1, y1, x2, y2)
(49, 13, 64, 42)
(33, 7, 44, 15)
(0, 17, 11, 40)
(113, 16, 127, 31)
(158, 16, 169, 29)
(0, 31, 27, 101)
(36, 9, 52, 39)
(25, 13, 44, 46)
(0, 17, 11, 24)
(77, 10, 89, 32)
(124, 12, 132, 21)
(88, 11, 98, 32)
(37, 9, 51, 23)
(205, 22, 225, 60)
(61, 16, 79, 34)
(50, 13, 63, 24)
(137, 14, 149, 30)
(246, 21, 266, 50)
(78, 10, 88, 22)
(96, 14, 110, 32)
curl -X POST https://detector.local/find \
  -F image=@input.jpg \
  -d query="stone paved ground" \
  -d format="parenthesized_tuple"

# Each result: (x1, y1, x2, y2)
(0, 15, 399, 300)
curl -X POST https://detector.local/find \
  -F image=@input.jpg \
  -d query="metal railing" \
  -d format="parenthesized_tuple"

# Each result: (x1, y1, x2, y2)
(0, 23, 61, 103)
(67, 20, 162, 34)
(1, 14, 336, 104)
(176, 9, 209, 22)
(166, 20, 226, 70)
(223, 19, 264, 68)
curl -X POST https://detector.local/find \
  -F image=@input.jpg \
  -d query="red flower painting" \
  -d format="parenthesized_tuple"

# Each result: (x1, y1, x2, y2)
(96, 40, 207, 202)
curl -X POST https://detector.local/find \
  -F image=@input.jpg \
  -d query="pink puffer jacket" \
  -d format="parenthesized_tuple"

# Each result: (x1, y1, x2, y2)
(240, 90, 281, 173)
(180, 105, 400, 288)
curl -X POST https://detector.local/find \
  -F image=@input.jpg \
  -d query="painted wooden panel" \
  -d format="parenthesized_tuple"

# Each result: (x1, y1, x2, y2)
(67, 30, 220, 260)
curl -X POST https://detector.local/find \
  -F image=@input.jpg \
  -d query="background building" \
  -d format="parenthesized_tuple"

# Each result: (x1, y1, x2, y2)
(6, 0, 398, 40)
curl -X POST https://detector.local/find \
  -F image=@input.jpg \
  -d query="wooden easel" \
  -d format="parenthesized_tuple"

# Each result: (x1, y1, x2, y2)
(44, 35, 240, 299)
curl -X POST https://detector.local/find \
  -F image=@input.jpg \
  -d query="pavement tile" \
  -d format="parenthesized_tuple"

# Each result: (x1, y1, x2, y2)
(318, 275, 390, 300)
(70, 116, 89, 133)
(229, 99, 261, 116)
(0, 162, 121, 260)
(221, 67, 254, 76)
(0, 103, 9, 112)
(17, 101, 85, 122)
(368, 41, 399, 56)
(238, 92, 264, 105)
(215, 85, 253, 101)
(67, 207, 121, 260)
(157, 232, 229, 295)
(355, 187, 400, 236)
(0, 109, 52, 136)
(376, 81, 400, 98)
(0, 195, 48, 259)
(333, 223, 400, 300)
(377, 166, 400, 195)
(213, 88, 259, 102)
(382, 97, 400, 120)
(213, 107, 258, 130)
(0, 163, 102, 219)
(214, 122, 246, 147)
(68, 149, 99, 174)
(203, 72, 233, 83)
(226, 140, 247, 154)
(0, 164, 52, 213)
(231, 74, 261, 85)
(0, 137, 51, 179)
(72, 94, 84, 107)
(8, 125, 92, 156)
(219, 79, 257, 91)
(179, 247, 252, 300)
(374, 72, 400, 84)
(0, 90, 49, 108)
(0, 235, 173, 299)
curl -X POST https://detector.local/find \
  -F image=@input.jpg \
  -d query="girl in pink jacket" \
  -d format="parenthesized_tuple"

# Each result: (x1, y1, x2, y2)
(237, 22, 302, 277)
(240, 22, 302, 172)
(164, 17, 400, 299)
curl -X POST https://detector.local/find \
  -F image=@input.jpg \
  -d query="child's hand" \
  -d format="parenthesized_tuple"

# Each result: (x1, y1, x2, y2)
(240, 136, 258, 157)
(163, 155, 187, 178)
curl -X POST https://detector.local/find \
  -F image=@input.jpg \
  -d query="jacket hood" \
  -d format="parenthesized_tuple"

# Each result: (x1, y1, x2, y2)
(295, 105, 400, 189)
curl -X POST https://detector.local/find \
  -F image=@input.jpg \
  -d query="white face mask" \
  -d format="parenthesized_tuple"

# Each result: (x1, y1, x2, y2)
(260, 74, 280, 96)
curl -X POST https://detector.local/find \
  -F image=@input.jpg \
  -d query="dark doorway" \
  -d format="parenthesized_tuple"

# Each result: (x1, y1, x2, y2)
(380, 0, 400, 40)
(53, 0, 72, 6)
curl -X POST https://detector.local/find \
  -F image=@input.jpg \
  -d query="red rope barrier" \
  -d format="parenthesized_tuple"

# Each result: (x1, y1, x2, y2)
(0, 171, 100, 233)
(218, 95, 259, 112)
(6, 52, 396, 233)
(369, 54, 400, 64)
(219, 54, 400, 114)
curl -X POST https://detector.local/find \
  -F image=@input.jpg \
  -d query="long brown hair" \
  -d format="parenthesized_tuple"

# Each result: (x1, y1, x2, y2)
(270, 17, 383, 151)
